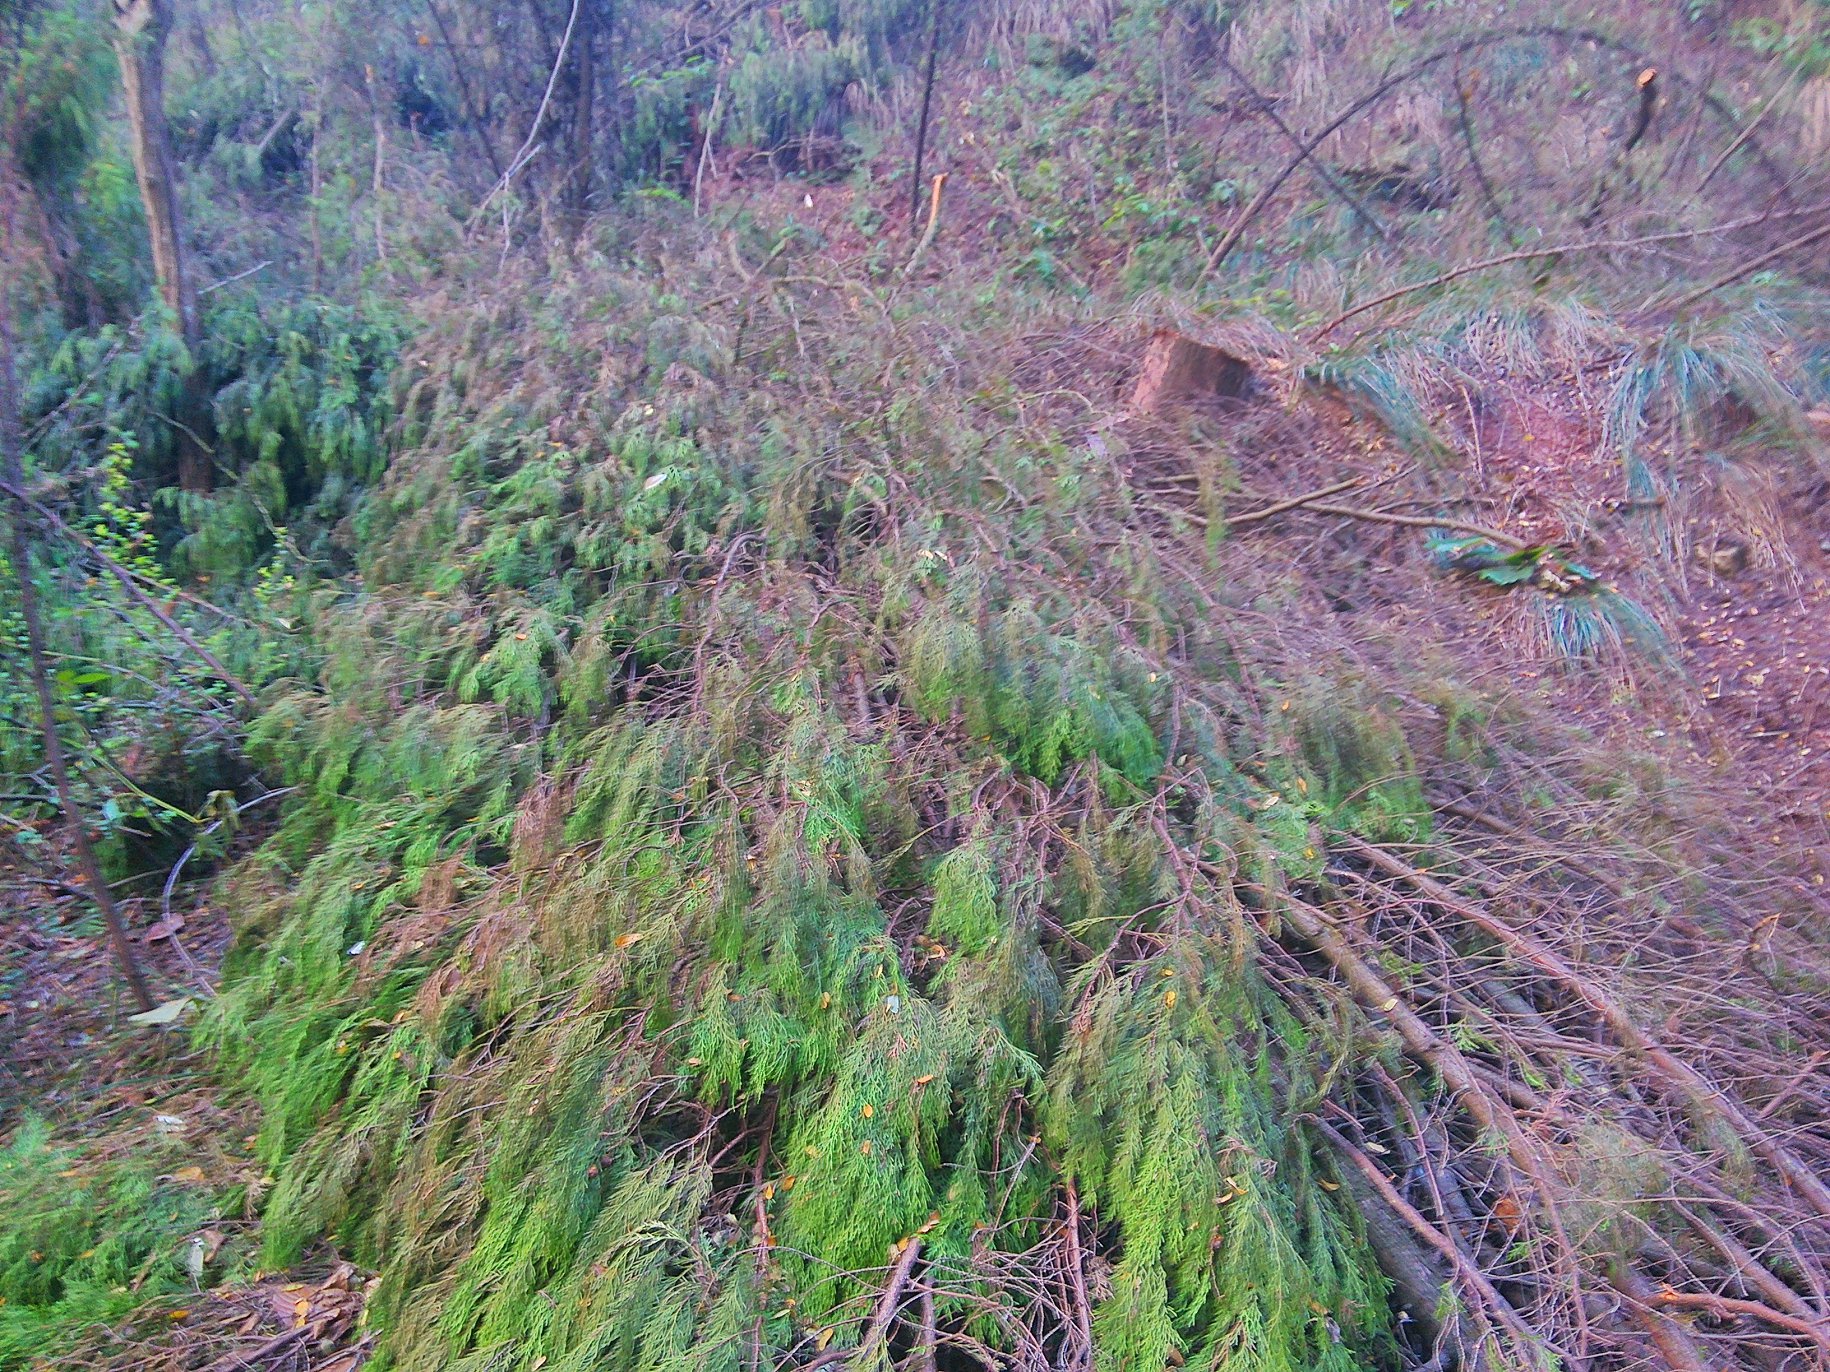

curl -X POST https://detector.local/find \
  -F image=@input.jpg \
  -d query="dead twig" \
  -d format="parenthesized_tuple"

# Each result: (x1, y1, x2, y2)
(1664, 217, 1830, 313)
(1227, 477, 1365, 527)
(802, 1237, 923, 1370)
(1341, 836, 1830, 1225)
(1294, 501, 1526, 551)
(1312, 202, 1830, 340)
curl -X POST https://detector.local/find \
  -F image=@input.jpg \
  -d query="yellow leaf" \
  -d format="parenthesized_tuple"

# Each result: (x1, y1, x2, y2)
(168, 1309, 190, 1321)
(1164, 989, 1177, 1009)
(816, 1327, 836, 1351)
(613, 932, 641, 949)
(913, 1074, 934, 1086)
(861, 1103, 874, 1119)
(172, 1166, 206, 1183)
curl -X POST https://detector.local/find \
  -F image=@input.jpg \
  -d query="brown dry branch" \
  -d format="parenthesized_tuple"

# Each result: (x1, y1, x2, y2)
(1312, 1116, 1547, 1359)
(1339, 835, 1830, 1225)
(1286, 501, 1527, 550)
(1256, 884, 1594, 1358)
(1225, 477, 1365, 526)
(1665, 216, 1830, 312)
(1311, 201, 1830, 340)
(801, 1236, 923, 1371)
(1202, 23, 1800, 279)
(1648, 1288, 1830, 1351)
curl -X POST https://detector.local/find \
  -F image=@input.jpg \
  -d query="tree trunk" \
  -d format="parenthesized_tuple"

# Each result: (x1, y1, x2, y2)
(563, 1, 596, 220)
(112, 0, 211, 493)
(0, 192, 156, 1014)
(909, 0, 945, 234)
(113, 0, 196, 346)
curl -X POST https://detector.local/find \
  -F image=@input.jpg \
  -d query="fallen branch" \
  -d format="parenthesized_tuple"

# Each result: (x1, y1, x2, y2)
(1648, 1287, 1830, 1351)
(1664, 217, 1830, 312)
(1227, 477, 1365, 527)
(802, 1236, 923, 1370)
(1609, 1263, 1714, 1372)
(1217, 54, 1390, 240)
(1063, 1182, 1095, 1368)
(1260, 883, 1594, 1354)
(1341, 835, 1830, 1225)
(1692, 76, 1794, 199)
(1311, 201, 1830, 339)
(1296, 501, 1526, 550)
(203, 1323, 309, 1371)
(1313, 1117, 1546, 1358)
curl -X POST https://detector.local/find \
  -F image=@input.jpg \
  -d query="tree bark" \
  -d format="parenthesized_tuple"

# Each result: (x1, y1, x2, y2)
(112, 0, 196, 346)
(563, 0, 596, 220)
(0, 191, 156, 1013)
(112, 0, 211, 493)
(909, 0, 944, 234)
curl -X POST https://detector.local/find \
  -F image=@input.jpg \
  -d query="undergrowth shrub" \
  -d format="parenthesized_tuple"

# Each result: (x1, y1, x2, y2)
(0, 1118, 224, 1367)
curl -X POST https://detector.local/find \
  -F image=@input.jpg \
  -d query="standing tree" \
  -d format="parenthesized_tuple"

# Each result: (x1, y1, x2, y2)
(111, 0, 209, 492)
(0, 175, 156, 1014)
(562, 1, 598, 220)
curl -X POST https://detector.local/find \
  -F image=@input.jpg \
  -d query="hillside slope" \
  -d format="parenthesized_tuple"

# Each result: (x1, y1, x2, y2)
(5, 2, 1830, 1370)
